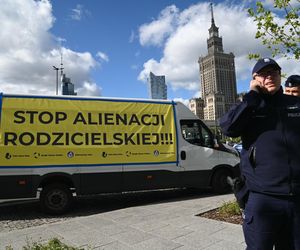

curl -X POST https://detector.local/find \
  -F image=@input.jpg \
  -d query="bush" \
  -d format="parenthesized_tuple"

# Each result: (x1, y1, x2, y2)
(6, 238, 83, 250)
(218, 200, 241, 216)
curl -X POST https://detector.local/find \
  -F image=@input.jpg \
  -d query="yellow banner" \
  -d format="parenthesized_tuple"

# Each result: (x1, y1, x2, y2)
(0, 96, 177, 166)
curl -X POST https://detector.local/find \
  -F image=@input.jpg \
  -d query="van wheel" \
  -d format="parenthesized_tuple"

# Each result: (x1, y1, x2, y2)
(40, 183, 73, 215)
(212, 169, 231, 194)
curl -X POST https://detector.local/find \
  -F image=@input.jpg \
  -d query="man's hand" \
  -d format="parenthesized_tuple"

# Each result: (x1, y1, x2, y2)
(227, 176, 248, 209)
(250, 74, 268, 94)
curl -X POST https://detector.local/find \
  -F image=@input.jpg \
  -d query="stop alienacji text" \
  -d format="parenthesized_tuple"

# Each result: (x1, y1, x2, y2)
(3, 110, 174, 147)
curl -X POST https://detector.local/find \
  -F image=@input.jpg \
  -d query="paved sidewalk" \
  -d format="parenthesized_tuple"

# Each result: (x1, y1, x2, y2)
(0, 193, 245, 249)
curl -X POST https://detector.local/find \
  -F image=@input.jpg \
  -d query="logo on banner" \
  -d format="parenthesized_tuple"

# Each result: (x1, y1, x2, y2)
(67, 151, 74, 158)
(5, 153, 12, 160)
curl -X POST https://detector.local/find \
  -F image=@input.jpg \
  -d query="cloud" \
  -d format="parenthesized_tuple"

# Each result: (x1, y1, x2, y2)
(76, 81, 102, 96)
(131, 65, 138, 70)
(96, 51, 109, 62)
(173, 97, 189, 107)
(138, 2, 298, 95)
(139, 5, 179, 46)
(129, 30, 135, 43)
(70, 4, 91, 21)
(135, 51, 140, 57)
(0, 0, 101, 96)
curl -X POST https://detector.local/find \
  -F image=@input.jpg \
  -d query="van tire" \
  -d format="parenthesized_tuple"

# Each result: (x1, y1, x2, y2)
(40, 183, 73, 215)
(211, 169, 231, 194)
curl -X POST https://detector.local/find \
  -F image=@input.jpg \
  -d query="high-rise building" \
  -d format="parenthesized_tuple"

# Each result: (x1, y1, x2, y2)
(198, 3, 237, 121)
(61, 74, 77, 96)
(189, 98, 204, 119)
(148, 72, 167, 99)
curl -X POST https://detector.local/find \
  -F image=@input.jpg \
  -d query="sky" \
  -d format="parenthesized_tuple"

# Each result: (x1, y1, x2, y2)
(0, 0, 299, 105)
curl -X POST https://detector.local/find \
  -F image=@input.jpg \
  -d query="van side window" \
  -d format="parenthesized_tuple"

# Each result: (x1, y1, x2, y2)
(180, 120, 213, 147)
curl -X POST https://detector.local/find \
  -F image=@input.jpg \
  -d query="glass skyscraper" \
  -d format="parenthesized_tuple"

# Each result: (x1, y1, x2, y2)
(148, 72, 167, 100)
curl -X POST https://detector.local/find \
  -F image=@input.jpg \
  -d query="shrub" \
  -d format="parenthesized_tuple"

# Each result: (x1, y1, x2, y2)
(6, 238, 83, 250)
(218, 200, 241, 216)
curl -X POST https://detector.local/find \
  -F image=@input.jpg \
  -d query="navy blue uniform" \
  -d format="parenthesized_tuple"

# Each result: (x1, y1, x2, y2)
(220, 88, 300, 249)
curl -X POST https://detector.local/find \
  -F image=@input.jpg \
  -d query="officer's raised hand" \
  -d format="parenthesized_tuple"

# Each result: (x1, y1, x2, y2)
(250, 77, 268, 94)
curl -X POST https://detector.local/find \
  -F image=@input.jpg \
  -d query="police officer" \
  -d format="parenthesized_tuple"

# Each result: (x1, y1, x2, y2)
(220, 58, 300, 249)
(285, 75, 300, 97)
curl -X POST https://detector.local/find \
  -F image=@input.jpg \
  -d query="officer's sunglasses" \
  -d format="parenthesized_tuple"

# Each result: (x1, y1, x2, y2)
(255, 70, 279, 78)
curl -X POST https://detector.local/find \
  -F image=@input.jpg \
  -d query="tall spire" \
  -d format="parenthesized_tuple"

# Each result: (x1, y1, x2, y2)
(207, 2, 223, 53)
(210, 3, 215, 26)
(208, 2, 219, 38)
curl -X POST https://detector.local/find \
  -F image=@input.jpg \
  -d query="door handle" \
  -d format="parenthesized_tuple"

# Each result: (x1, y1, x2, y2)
(180, 151, 186, 160)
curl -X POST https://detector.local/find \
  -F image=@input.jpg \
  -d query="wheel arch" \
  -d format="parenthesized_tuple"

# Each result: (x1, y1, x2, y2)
(209, 163, 240, 186)
(209, 164, 240, 194)
(38, 173, 76, 190)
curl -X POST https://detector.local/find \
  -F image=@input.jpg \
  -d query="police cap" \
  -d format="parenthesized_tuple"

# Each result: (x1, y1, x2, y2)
(285, 75, 300, 87)
(252, 58, 281, 75)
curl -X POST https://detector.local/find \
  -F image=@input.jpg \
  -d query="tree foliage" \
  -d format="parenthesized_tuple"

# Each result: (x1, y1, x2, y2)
(248, 0, 300, 60)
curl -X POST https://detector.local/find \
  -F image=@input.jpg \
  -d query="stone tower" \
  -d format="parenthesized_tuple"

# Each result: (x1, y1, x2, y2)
(198, 3, 237, 121)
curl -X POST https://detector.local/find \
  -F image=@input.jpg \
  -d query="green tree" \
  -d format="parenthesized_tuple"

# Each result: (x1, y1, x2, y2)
(248, 0, 300, 60)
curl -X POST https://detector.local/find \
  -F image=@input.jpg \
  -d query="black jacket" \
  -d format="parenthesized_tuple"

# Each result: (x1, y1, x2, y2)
(220, 88, 300, 196)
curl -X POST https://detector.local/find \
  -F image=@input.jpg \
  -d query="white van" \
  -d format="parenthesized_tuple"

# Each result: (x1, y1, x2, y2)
(0, 93, 239, 214)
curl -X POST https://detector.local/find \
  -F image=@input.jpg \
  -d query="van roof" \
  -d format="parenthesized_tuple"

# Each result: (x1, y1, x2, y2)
(1, 93, 179, 105)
